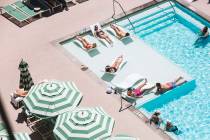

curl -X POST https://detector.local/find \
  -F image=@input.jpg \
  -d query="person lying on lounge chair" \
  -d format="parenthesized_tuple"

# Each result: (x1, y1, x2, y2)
(156, 76, 187, 94)
(14, 88, 28, 97)
(76, 36, 97, 50)
(110, 24, 130, 39)
(127, 79, 154, 98)
(94, 25, 113, 44)
(105, 55, 123, 73)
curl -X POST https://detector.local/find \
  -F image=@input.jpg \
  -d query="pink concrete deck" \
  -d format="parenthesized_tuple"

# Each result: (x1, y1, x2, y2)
(0, 0, 209, 139)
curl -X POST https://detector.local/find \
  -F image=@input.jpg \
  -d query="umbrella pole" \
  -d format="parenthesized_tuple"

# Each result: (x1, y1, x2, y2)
(0, 92, 15, 140)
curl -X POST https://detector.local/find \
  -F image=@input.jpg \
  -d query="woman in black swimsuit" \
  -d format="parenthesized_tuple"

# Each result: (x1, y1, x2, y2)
(94, 25, 113, 44)
(105, 55, 123, 73)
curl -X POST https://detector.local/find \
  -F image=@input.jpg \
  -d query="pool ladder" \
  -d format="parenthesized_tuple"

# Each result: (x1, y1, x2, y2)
(112, 0, 136, 33)
(168, 0, 176, 14)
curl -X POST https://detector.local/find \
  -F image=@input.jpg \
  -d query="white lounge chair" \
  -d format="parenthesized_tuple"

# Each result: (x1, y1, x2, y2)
(73, 38, 97, 52)
(118, 81, 155, 112)
(101, 56, 127, 75)
(119, 91, 137, 112)
(112, 73, 144, 91)
(106, 24, 131, 40)
(90, 23, 112, 47)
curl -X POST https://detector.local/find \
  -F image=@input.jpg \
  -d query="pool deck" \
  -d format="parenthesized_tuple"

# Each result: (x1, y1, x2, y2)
(0, 0, 209, 139)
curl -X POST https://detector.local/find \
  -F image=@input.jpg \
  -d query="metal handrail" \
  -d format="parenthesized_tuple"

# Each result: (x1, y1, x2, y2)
(167, 0, 176, 14)
(112, 0, 135, 33)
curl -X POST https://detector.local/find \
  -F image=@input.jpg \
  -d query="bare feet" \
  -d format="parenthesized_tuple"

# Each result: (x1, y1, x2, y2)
(76, 36, 82, 41)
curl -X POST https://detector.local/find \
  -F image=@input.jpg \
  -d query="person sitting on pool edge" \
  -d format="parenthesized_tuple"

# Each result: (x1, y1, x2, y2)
(199, 26, 209, 38)
(13, 88, 28, 98)
(127, 79, 155, 98)
(147, 110, 163, 128)
(165, 120, 180, 134)
(94, 25, 113, 44)
(156, 76, 187, 95)
(105, 55, 123, 73)
(110, 24, 130, 39)
(76, 36, 97, 50)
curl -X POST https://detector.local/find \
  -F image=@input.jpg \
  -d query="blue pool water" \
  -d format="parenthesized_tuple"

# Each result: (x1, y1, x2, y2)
(120, 2, 210, 140)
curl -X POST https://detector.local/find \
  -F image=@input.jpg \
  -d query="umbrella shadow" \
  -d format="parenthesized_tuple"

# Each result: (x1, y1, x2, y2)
(101, 73, 115, 82)
(121, 37, 133, 45)
(87, 49, 100, 57)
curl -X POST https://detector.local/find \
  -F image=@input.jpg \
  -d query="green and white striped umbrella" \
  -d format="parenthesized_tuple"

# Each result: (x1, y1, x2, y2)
(106, 134, 139, 140)
(23, 81, 83, 117)
(18, 59, 34, 91)
(0, 133, 31, 140)
(53, 107, 115, 140)
(0, 122, 31, 140)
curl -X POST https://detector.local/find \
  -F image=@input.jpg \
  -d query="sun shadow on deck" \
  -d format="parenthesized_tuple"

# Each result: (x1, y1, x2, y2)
(101, 73, 115, 82)
(122, 37, 133, 45)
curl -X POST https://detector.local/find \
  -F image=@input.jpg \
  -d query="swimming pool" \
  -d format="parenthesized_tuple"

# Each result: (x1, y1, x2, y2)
(118, 1, 210, 140)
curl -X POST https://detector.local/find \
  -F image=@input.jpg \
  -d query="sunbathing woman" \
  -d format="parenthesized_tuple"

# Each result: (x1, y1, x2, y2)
(110, 24, 130, 39)
(94, 25, 113, 44)
(76, 36, 96, 50)
(127, 79, 154, 98)
(105, 55, 123, 73)
(156, 76, 187, 94)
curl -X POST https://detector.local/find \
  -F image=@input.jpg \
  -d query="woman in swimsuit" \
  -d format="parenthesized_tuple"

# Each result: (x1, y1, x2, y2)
(105, 55, 123, 73)
(156, 76, 187, 94)
(110, 24, 130, 39)
(76, 36, 96, 50)
(127, 79, 154, 97)
(94, 25, 113, 44)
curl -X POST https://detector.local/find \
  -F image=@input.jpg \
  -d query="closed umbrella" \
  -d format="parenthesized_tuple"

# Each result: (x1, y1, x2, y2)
(53, 107, 115, 140)
(23, 81, 83, 118)
(18, 59, 34, 91)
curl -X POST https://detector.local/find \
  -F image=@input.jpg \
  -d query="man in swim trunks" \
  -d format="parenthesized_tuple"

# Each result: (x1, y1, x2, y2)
(110, 24, 130, 39)
(105, 55, 123, 73)
(165, 120, 179, 133)
(76, 36, 96, 50)
(127, 79, 155, 97)
(200, 26, 209, 38)
(156, 76, 187, 94)
(94, 25, 113, 44)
